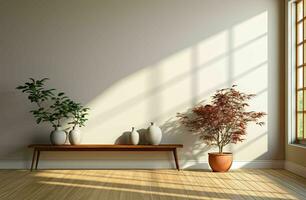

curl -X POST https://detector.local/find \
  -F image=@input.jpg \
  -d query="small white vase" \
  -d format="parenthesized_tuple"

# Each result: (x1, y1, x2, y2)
(69, 126, 82, 145)
(50, 126, 67, 145)
(147, 122, 162, 145)
(130, 127, 139, 145)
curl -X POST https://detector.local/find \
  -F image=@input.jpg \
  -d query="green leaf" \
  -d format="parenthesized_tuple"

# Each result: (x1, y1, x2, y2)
(41, 78, 49, 82)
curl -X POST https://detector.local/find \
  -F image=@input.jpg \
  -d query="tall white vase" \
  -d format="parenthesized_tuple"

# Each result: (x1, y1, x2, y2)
(147, 122, 162, 145)
(69, 126, 82, 145)
(130, 127, 139, 145)
(50, 126, 67, 145)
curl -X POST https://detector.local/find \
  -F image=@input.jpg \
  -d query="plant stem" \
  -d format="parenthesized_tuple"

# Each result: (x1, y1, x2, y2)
(219, 145, 223, 153)
(73, 123, 77, 129)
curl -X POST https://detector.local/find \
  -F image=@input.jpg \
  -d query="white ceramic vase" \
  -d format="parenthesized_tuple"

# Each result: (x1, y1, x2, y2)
(69, 126, 82, 145)
(147, 122, 162, 145)
(130, 127, 139, 145)
(50, 126, 67, 145)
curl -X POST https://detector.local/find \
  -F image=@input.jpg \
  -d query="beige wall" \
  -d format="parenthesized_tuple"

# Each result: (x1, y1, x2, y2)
(0, 0, 285, 168)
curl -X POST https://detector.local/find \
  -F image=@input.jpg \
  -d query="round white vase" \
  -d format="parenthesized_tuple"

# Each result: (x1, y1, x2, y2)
(69, 126, 82, 145)
(50, 126, 67, 145)
(147, 122, 162, 145)
(130, 127, 139, 145)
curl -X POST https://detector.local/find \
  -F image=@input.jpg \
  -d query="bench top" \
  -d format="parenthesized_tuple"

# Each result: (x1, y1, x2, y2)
(28, 144, 183, 149)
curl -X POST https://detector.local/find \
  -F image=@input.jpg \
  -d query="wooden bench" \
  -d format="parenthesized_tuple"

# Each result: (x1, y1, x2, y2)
(28, 144, 183, 171)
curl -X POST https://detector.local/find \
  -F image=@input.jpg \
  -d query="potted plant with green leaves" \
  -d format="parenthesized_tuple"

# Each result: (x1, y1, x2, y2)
(16, 78, 89, 145)
(16, 78, 69, 145)
(177, 85, 266, 172)
(67, 101, 89, 145)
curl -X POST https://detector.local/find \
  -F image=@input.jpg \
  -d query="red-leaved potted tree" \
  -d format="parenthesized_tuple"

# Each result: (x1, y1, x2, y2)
(177, 85, 266, 172)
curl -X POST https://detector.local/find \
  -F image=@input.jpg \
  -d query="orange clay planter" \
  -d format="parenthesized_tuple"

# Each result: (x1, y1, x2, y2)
(208, 152, 233, 172)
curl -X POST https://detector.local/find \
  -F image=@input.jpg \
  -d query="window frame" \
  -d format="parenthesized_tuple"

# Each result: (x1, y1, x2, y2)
(288, 0, 306, 145)
(295, 0, 306, 143)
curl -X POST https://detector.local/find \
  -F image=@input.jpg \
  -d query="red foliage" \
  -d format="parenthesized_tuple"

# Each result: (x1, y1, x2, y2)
(177, 85, 266, 153)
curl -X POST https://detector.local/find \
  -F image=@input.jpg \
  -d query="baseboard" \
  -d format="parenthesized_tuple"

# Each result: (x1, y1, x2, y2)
(0, 159, 284, 170)
(0, 160, 29, 169)
(284, 161, 306, 178)
(184, 160, 284, 170)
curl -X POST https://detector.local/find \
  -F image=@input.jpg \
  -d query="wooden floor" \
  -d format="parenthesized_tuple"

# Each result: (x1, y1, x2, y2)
(0, 169, 305, 200)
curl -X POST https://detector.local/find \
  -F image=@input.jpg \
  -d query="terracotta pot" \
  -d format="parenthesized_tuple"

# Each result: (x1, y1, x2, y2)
(208, 152, 233, 172)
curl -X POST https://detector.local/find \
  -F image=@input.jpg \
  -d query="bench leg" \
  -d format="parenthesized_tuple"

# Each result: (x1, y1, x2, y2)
(173, 149, 180, 171)
(30, 149, 37, 171)
(35, 150, 40, 170)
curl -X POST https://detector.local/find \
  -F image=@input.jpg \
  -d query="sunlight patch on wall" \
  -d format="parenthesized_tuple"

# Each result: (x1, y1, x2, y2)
(197, 31, 229, 66)
(233, 12, 268, 48)
(233, 36, 267, 78)
(197, 56, 229, 98)
(83, 11, 269, 162)
(84, 48, 194, 143)
(231, 11, 268, 158)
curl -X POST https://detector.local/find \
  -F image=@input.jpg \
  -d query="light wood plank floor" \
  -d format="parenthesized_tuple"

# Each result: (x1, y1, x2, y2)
(0, 169, 305, 200)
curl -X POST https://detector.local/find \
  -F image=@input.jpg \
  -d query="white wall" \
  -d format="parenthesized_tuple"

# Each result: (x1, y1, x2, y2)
(0, 0, 285, 169)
